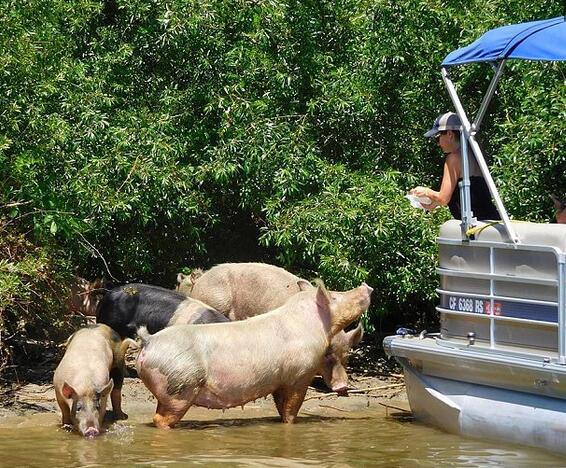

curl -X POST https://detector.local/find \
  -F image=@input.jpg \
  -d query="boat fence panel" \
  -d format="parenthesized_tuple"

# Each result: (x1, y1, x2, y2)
(436, 220, 566, 356)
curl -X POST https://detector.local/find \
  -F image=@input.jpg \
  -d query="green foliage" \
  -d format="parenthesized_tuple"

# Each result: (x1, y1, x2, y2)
(261, 167, 446, 328)
(0, 0, 563, 354)
(490, 61, 565, 221)
(0, 217, 74, 368)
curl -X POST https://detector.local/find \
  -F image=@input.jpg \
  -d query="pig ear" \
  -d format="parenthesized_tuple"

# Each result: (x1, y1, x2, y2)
(346, 323, 364, 347)
(189, 269, 203, 283)
(297, 279, 312, 291)
(177, 273, 186, 284)
(315, 284, 330, 309)
(97, 380, 114, 398)
(62, 382, 77, 399)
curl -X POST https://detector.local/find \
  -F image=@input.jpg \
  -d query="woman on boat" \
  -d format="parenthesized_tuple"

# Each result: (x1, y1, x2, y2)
(410, 112, 499, 221)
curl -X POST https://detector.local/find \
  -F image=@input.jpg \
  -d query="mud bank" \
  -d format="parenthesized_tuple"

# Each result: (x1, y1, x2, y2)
(0, 338, 408, 421)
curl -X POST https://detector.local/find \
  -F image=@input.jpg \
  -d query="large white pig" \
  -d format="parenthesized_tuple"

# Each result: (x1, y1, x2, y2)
(176, 262, 365, 394)
(176, 263, 309, 320)
(53, 324, 133, 437)
(136, 282, 373, 429)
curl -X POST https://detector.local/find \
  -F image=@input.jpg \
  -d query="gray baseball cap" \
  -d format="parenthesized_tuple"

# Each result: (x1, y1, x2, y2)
(424, 112, 462, 137)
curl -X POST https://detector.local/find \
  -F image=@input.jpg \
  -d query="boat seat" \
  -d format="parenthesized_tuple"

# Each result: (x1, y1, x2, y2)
(440, 219, 566, 252)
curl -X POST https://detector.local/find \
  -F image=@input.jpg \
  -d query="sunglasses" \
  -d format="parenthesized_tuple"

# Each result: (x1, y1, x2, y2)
(434, 131, 448, 140)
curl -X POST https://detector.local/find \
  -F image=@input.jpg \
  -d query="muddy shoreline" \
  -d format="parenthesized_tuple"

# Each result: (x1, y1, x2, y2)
(0, 335, 409, 422)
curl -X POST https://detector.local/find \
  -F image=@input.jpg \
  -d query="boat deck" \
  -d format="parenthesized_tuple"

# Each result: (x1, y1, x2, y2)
(384, 334, 566, 401)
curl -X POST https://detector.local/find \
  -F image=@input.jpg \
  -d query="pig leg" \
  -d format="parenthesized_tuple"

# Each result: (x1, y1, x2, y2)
(273, 389, 285, 418)
(152, 388, 199, 429)
(273, 383, 309, 424)
(56, 393, 72, 427)
(153, 398, 194, 429)
(110, 367, 128, 420)
(281, 385, 309, 424)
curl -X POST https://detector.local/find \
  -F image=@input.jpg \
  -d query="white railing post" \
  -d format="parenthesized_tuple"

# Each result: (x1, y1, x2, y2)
(460, 130, 476, 235)
(559, 255, 566, 363)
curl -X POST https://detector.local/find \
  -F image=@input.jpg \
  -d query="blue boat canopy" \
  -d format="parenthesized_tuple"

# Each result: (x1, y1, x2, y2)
(443, 16, 566, 65)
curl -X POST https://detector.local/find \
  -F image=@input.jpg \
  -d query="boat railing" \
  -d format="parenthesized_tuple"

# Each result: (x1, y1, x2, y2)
(435, 223, 566, 362)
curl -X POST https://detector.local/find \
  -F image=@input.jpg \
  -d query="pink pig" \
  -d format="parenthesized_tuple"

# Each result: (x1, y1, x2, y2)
(53, 324, 133, 437)
(137, 282, 373, 429)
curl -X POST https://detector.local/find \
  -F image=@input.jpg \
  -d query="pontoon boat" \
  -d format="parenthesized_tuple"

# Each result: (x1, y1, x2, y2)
(384, 16, 566, 454)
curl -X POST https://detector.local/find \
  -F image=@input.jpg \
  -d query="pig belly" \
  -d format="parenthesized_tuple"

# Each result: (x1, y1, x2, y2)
(193, 383, 276, 410)
(140, 360, 275, 410)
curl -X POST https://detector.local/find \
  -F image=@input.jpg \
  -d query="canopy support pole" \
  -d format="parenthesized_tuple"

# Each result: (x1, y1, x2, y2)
(474, 61, 506, 131)
(459, 130, 475, 234)
(441, 66, 519, 244)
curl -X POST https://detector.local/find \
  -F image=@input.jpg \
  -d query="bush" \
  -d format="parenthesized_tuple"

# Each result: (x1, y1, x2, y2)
(0, 217, 73, 370)
(0, 1, 563, 355)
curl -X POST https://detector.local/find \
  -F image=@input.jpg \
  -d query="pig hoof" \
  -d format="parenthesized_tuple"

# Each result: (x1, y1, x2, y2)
(153, 414, 174, 429)
(282, 416, 297, 424)
(114, 411, 128, 420)
(333, 386, 349, 396)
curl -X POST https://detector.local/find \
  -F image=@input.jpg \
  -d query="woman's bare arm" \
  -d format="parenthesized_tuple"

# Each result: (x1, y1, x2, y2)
(411, 153, 461, 210)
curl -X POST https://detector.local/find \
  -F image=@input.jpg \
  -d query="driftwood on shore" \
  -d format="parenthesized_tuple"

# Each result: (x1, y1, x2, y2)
(304, 383, 405, 401)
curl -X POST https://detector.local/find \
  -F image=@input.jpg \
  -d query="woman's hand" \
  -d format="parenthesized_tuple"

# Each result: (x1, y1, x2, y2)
(409, 186, 437, 211)
(410, 186, 430, 198)
(420, 200, 436, 210)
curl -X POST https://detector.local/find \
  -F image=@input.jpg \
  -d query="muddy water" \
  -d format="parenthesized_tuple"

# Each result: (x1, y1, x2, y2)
(1, 404, 564, 467)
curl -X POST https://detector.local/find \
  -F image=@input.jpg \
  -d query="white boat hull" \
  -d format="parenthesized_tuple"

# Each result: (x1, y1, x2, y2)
(399, 357, 566, 453)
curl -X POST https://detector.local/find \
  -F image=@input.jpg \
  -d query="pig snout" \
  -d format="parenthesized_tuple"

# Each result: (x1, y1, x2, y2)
(360, 282, 373, 302)
(78, 415, 102, 438)
(356, 283, 373, 310)
(83, 426, 100, 438)
(329, 369, 349, 396)
(321, 353, 349, 396)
